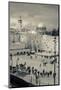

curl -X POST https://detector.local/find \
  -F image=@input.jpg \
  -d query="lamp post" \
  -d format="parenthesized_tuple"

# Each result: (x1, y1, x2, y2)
(10, 54, 13, 73)
(53, 36, 56, 85)
(10, 54, 12, 71)
(12, 32, 15, 43)
(16, 52, 19, 73)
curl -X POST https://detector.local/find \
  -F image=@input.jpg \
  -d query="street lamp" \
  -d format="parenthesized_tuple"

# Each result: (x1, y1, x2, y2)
(53, 36, 56, 85)
(16, 52, 20, 73)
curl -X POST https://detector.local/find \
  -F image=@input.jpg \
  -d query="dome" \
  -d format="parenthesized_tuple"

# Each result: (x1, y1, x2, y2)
(37, 23, 46, 31)
(38, 23, 44, 28)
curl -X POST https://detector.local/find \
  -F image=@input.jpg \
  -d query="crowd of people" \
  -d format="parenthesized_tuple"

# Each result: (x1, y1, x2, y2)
(10, 61, 56, 85)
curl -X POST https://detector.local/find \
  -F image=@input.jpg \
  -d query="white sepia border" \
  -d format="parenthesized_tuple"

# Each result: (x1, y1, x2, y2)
(0, 0, 61, 90)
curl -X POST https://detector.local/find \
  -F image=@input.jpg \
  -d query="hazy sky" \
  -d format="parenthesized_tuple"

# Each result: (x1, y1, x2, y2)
(9, 2, 59, 30)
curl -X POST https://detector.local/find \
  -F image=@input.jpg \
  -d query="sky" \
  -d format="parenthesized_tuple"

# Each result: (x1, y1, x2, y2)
(9, 2, 59, 31)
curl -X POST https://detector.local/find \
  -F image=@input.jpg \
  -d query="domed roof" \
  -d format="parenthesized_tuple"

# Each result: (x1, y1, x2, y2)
(38, 23, 44, 28)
